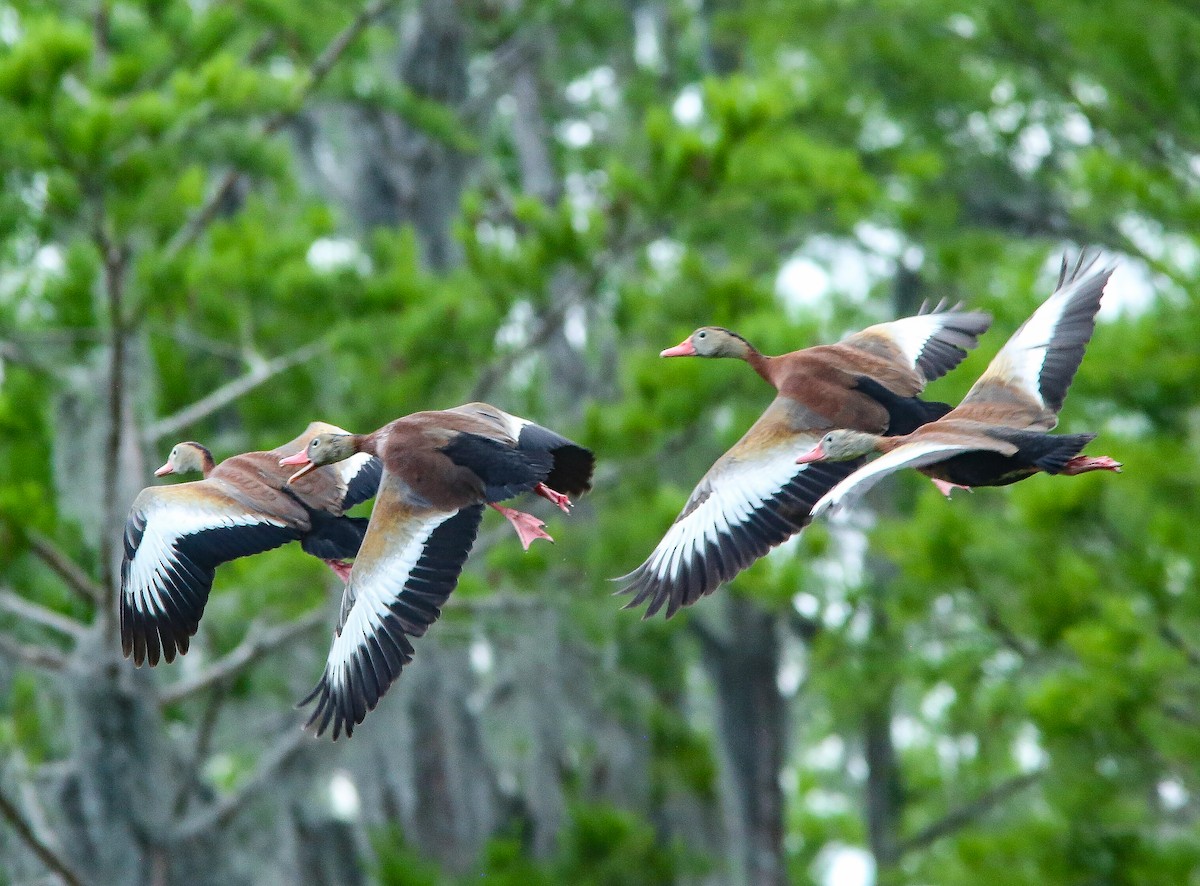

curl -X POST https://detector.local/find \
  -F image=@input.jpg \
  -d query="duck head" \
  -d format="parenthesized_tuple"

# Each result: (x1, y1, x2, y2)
(796, 430, 881, 464)
(279, 433, 358, 483)
(155, 442, 214, 477)
(661, 327, 754, 359)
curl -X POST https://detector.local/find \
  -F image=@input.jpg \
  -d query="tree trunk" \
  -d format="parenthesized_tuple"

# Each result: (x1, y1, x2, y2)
(694, 597, 787, 886)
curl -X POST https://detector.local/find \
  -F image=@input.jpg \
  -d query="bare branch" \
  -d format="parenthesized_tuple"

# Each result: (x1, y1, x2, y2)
(0, 589, 85, 640)
(895, 770, 1043, 857)
(1159, 622, 1200, 670)
(26, 531, 104, 605)
(158, 610, 326, 707)
(0, 783, 84, 886)
(142, 340, 327, 445)
(164, 0, 398, 259)
(174, 726, 310, 842)
(173, 684, 228, 817)
(0, 633, 66, 671)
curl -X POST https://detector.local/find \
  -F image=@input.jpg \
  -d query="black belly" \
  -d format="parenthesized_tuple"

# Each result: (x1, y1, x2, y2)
(926, 450, 1038, 488)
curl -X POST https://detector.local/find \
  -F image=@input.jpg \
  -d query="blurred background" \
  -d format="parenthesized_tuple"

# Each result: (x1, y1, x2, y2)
(1, 0, 1198, 883)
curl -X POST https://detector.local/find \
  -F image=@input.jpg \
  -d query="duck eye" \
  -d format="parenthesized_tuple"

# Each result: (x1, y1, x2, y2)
(697, 331, 707, 339)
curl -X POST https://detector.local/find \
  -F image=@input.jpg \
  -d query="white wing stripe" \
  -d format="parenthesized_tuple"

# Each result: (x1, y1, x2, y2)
(325, 512, 448, 687)
(810, 442, 974, 518)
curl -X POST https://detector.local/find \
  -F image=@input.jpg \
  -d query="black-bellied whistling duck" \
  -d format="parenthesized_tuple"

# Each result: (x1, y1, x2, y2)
(616, 302, 992, 618)
(277, 402, 594, 739)
(797, 253, 1121, 517)
(120, 423, 382, 667)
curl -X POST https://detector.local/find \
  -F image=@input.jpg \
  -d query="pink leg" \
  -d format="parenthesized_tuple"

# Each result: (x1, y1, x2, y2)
(490, 503, 554, 550)
(1060, 455, 1122, 475)
(930, 478, 972, 498)
(323, 559, 353, 583)
(535, 482, 572, 513)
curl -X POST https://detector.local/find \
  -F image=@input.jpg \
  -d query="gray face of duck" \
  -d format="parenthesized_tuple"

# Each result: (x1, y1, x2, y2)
(661, 326, 753, 359)
(155, 442, 212, 476)
(279, 433, 357, 483)
(795, 430, 881, 464)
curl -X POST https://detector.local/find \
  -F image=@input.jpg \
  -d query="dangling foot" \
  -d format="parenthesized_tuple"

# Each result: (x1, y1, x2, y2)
(323, 559, 354, 583)
(931, 478, 972, 498)
(535, 482, 572, 513)
(490, 504, 554, 550)
(1061, 455, 1122, 475)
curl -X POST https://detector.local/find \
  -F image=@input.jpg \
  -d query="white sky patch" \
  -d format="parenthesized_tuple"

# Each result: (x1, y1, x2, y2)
(1165, 555, 1193, 597)
(647, 237, 684, 277)
(268, 56, 296, 80)
(846, 753, 868, 781)
(806, 734, 845, 770)
(469, 637, 494, 675)
(794, 592, 820, 619)
(673, 84, 704, 126)
(780, 765, 799, 795)
(1072, 75, 1109, 107)
(494, 300, 534, 350)
(0, 7, 20, 45)
(1060, 109, 1093, 146)
(776, 257, 830, 311)
(633, 6, 662, 69)
(777, 655, 805, 697)
(805, 789, 853, 816)
(891, 715, 927, 750)
(306, 237, 369, 274)
(947, 13, 977, 38)
(563, 303, 588, 349)
(920, 683, 957, 720)
(1013, 723, 1047, 772)
(982, 648, 1021, 678)
(329, 770, 361, 820)
(564, 66, 618, 109)
(1013, 123, 1052, 174)
(812, 510, 871, 593)
(776, 236, 891, 324)
(475, 220, 518, 254)
(1157, 779, 1189, 811)
(816, 844, 875, 886)
(558, 119, 593, 148)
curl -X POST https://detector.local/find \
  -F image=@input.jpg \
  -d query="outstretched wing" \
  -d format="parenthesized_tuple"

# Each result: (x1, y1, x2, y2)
(842, 301, 992, 383)
(809, 436, 1014, 519)
(299, 472, 484, 739)
(959, 253, 1113, 430)
(120, 482, 299, 667)
(616, 420, 859, 619)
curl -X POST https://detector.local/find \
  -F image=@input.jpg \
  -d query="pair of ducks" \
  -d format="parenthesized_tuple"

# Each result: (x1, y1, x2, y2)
(120, 252, 1120, 739)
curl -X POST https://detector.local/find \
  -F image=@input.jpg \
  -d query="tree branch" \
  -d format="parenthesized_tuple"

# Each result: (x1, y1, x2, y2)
(164, 0, 398, 259)
(158, 610, 326, 707)
(1159, 621, 1200, 670)
(0, 589, 85, 640)
(142, 340, 327, 445)
(895, 770, 1043, 857)
(173, 684, 228, 818)
(0, 783, 84, 886)
(0, 633, 67, 671)
(26, 531, 104, 605)
(173, 726, 310, 842)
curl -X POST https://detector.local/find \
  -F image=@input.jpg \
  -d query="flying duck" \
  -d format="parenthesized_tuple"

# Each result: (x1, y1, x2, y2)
(120, 423, 382, 667)
(277, 402, 594, 739)
(797, 253, 1121, 516)
(616, 302, 992, 618)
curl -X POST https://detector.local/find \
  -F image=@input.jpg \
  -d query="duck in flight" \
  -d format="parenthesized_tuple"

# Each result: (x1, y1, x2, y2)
(797, 252, 1121, 517)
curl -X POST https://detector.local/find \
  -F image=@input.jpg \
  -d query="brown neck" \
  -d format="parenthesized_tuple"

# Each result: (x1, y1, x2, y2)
(355, 432, 379, 457)
(197, 446, 216, 477)
(743, 348, 775, 387)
